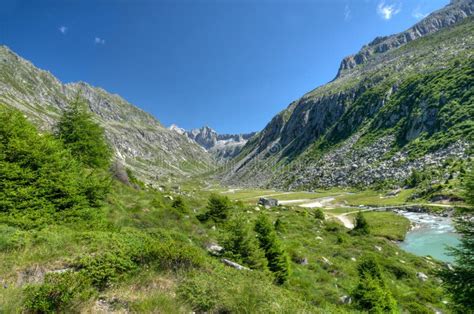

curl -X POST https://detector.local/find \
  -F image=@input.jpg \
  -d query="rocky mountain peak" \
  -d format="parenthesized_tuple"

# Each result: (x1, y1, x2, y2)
(169, 124, 256, 161)
(336, 0, 474, 78)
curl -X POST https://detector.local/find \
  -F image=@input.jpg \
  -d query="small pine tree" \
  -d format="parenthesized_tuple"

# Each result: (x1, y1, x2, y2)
(314, 208, 325, 220)
(439, 168, 474, 313)
(56, 97, 111, 169)
(351, 211, 370, 235)
(172, 196, 189, 213)
(254, 214, 290, 284)
(220, 216, 268, 270)
(0, 105, 108, 228)
(352, 257, 398, 313)
(197, 194, 232, 223)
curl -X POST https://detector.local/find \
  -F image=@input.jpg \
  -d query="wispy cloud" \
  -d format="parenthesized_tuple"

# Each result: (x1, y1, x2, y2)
(58, 26, 68, 34)
(344, 4, 351, 21)
(412, 6, 428, 19)
(377, 1, 401, 20)
(94, 37, 106, 45)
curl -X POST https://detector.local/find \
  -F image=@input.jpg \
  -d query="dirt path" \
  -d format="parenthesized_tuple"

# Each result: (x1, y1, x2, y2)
(299, 197, 336, 208)
(331, 209, 374, 229)
(336, 215, 354, 229)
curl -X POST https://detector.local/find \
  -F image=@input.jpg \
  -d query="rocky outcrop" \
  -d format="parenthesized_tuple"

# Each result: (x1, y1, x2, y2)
(0, 46, 214, 183)
(221, 1, 473, 189)
(336, 0, 474, 78)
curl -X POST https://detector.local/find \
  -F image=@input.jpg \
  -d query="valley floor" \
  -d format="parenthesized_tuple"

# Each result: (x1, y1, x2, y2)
(0, 180, 465, 313)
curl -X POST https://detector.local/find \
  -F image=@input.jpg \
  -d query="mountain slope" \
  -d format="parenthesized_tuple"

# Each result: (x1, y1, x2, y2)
(221, 0, 473, 189)
(0, 46, 214, 183)
(169, 125, 256, 161)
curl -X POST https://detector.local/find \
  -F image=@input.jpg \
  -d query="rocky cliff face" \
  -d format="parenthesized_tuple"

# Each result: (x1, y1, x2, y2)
(0, 46, 214, 183)
(221, 0, 473, 189)
(337, 0, 474, 78)
(169, 125, 256, 161)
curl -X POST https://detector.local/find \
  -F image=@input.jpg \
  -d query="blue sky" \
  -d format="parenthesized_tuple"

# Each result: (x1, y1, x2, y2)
(0, 0, 449, 134)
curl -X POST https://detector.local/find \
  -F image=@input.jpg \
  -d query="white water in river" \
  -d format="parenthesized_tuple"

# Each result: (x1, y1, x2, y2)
(396, 211, 460, 263)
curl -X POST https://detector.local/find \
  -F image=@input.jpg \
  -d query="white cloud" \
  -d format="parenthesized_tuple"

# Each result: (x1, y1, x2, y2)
(344, 4, 351, 21)
(412, 6, 428, 19)
(377, 1, 401, 20)
(94, 37, 106, 45)
(58, 26, 68, 34)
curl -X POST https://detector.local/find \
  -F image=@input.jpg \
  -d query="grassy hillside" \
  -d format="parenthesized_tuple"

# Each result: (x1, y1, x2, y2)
(1, 106, 463, 313)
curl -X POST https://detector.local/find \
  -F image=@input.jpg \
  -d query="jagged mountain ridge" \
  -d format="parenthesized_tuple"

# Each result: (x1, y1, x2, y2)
(221, 0, 473, 189)
(337, 0, 474, 78)
(169, 124, 256, 161)
(0, 46, 214, 183)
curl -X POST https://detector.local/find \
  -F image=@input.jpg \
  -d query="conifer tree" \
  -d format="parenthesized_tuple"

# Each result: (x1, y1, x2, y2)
(352, 257, 398, 313)
(351, 211, 370, 235)
(197, 194, 232, 223)
(439, 169, 474, 313)
(254, 214, 290, 284)
(56, 96, 111, 169)
(220, 216, 268, 270)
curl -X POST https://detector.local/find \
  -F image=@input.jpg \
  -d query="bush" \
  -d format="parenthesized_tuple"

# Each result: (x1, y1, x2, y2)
(171, 196, 189, 214)
(0, 224, 27, 251)
(56, 97, 111, 169)
(254, 215, 290, 284)
(23, 271, 95, 313)
(404, 302, 433, 314)
(314, 208, 325, 220)
(76, 251, 136, 290)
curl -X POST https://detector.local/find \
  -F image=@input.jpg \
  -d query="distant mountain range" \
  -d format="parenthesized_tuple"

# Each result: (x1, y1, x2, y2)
(169, 125, 256, 161)
(0, 0, 472, 189)
(0, 47, 214, 184)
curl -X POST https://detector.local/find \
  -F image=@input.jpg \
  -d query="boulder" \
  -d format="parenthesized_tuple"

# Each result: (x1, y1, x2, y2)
(206, 243, 224, 256)
(417, 272, 428, 281)
(339, 295, 352, 304)
(258, 198, 279, 207)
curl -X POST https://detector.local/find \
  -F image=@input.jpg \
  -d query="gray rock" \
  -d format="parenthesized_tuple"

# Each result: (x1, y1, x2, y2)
(417, 272, 429, 281)
(258, 198, 279, 207)
(339, 295, 352, 304)
(206, 243, 224, 256)
(221, 259, 250, 271)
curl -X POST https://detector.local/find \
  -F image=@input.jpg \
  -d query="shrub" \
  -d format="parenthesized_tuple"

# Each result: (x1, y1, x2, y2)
(171, 196, 189, 214)
(23, 271, 95, 313)
(404, 302, 432, 314)
(405, 169, 424, 188)
(56, 97, 111, 169)
(77, 251, 136, 290)
(314, 208, 325, 220)
(254, 215, 290, 284)
(0, 224, 26, 251)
